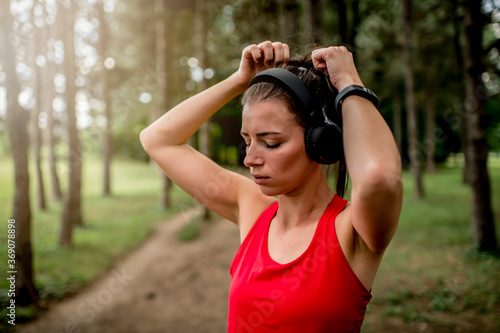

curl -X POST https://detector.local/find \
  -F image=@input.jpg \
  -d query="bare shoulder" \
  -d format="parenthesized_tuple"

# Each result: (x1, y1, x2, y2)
(237, 183, 276, 243)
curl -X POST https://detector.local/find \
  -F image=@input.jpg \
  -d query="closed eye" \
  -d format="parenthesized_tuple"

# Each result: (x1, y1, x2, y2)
(266, 143, 281, 149)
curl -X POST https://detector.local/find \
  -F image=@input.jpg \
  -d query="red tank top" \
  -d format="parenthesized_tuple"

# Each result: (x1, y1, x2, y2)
(228, 195, 372, 333)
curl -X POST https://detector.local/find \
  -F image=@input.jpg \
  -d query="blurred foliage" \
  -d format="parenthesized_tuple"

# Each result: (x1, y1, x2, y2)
(1, 0, 499, 162)
(100, 0, 500, 163)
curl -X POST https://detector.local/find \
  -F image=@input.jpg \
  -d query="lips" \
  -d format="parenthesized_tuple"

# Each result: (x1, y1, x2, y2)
(252, 174, 269, 185)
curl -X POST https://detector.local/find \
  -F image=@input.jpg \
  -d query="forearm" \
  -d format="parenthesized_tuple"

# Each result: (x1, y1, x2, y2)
(341, 96, 402, 191)
(140, 73, 245, 150)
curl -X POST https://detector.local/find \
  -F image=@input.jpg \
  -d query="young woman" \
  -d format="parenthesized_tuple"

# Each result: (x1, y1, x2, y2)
(140, 41, 403, 332)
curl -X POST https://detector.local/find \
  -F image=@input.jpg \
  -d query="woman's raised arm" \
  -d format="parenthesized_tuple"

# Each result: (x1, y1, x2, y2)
(140, 42, 288, 225)
(312, 46, 403, 255)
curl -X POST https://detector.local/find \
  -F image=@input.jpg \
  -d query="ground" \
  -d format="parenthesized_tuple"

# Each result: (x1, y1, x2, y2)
(14, 208, 495, 333)
(16, 208, 239, 333)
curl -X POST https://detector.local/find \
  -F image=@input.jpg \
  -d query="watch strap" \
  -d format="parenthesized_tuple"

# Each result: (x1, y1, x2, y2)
(335, 85, 379, 113)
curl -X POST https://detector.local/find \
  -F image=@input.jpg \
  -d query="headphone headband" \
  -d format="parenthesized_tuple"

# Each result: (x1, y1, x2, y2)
(248, 68, 312, 112)
(248, 67, 343, 165)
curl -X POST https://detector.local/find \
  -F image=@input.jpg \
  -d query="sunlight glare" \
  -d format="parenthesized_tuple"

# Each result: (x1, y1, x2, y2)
(139, 92, 152, 104)
(36, 55, 47, 67)
(190, 67, 204, 83)
(187, 57, 199, 68)
(104, 57, 115, 69)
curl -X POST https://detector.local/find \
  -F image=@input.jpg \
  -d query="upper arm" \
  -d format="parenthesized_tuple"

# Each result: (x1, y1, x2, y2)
(349, 165, 403, 255)
(142, 142, 272, 226)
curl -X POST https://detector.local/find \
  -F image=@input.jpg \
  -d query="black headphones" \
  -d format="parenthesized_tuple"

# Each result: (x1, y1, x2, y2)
(248, 68, 343, 164)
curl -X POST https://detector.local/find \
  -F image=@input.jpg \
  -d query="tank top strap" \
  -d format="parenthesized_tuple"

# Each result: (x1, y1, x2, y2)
(326, 194, 348, 219)
(319, 195, 348, 233)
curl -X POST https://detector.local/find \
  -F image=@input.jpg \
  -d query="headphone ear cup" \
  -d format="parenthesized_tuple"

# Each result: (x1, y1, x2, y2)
(305, 124, 343, 164)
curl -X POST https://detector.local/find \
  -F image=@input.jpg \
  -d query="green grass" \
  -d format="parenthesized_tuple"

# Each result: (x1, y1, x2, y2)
(0, 156, 194, 326)
(178, 215, 204, 242)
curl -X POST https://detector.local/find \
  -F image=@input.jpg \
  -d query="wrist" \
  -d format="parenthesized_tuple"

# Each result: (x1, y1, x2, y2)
(228, 72, 250, 95)
(335, 85, 379, 113)
(336, 79, 364, 92)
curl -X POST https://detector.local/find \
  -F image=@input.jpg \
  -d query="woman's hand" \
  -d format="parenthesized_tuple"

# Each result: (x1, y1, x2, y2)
(311, 46, 363, 92)
(234, 41, 289, 90)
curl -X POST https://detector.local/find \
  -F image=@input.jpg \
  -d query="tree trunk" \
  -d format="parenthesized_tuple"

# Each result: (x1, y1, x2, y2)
(402, 0, 424, 198)
(349, 0, 360, 60)
(196, 0, 211, 220)
(0, 0, 38, 307)
(153, 0, 173, 209)
(98, 0, 113, 197)
(33, 11, 47, 210)
(60, 1, 83, 246)
(451, 0, 470, 184)
(463, 0, 497, 252)
(336, 0, 348, 44)
(46, 5, 63, 201)
(278, 0, 299, 46)
(249, 0, 261, 42)
(460, 105, 470, 183)
(425, 93, 436, 174)
(303, 0, 321, 45)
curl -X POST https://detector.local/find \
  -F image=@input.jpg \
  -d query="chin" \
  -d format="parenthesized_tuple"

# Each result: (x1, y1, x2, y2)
(258, 184, 290, 197)
(258, 186, 281, 197)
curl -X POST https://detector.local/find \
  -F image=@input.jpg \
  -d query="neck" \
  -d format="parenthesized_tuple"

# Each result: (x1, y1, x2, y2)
(275, 170, 335, 230)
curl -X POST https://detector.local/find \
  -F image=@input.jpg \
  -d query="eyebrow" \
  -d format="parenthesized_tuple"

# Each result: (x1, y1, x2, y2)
(240, 131, 282, 137)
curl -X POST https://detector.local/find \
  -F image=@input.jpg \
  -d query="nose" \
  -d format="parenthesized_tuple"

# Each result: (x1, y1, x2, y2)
(243, 142, 264, 167)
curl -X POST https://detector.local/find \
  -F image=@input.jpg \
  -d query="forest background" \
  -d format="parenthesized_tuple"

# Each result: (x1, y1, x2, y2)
(1, 0, 499, 332)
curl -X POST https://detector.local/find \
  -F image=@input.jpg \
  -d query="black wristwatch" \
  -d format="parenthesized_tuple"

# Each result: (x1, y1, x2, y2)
(334, 85, 379, 113)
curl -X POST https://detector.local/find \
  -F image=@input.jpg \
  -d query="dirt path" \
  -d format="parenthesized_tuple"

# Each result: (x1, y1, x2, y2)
(15, 207, 490, 333)
(16, 208, 240, 333)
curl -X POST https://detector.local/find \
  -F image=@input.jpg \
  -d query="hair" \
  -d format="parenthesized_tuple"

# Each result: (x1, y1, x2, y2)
(241, 51, 349, 198)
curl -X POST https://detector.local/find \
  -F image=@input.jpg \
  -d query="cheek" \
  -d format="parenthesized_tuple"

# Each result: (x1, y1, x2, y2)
(268, 141, 311, 175)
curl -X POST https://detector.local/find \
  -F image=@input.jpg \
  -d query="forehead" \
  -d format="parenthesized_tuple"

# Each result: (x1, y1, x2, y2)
(241, 100, 297, 131)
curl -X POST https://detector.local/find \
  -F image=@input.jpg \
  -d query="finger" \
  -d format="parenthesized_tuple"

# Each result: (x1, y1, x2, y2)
(242, 44, 258, 61)
(311, 48, 328, 71)
(334, 46, 352, 59)
(246, 44, 262, 63)
(282, 43, 290, 67)
(339, 45, 349, 53)
(258, 41, 274, 64)
(272, 42, 284, 66)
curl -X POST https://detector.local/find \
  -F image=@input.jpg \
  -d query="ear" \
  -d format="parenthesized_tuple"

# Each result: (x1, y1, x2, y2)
(305, 124, 343, 164)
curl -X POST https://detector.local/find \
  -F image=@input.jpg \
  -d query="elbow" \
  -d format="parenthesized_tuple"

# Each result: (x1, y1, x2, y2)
(139, 128, 150, 152)
(351, 161, 403, 255)
(139, 127, 155, 154)
(358, 161, 403, 200)
(140, 126, 179, 158)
